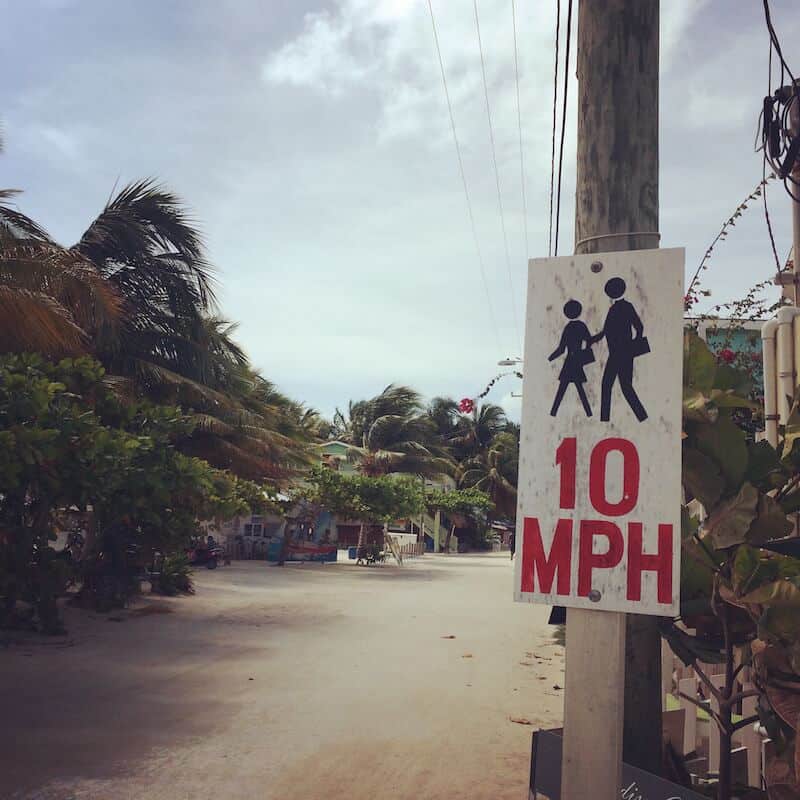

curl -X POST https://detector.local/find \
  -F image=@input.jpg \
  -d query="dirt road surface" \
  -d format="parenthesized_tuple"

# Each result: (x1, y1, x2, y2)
(1, 553, 564, 800)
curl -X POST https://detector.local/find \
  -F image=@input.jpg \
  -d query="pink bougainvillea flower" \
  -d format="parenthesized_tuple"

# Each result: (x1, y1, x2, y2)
(458, 397, 475, 414)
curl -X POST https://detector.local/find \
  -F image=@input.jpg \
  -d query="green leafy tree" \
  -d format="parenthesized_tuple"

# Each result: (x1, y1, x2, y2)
(298, 465, 425, 557)
(0, 354, 277, 629)
(0, 150, 313, 483)
(0, 354, 113, 631)
(664, 332, 800, 798)
(426, 487, 493, 552)
(301, 465, 424, 523)
(333, 385, 452, 479)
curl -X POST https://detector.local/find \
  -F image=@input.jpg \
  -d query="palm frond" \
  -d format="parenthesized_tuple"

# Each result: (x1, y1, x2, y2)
(127, 358, 238, 407)
(0, 286, 85, 354)
(1, 241, 121, 331)
(0, 190, 51, 241)
(74, 178, 216, 308)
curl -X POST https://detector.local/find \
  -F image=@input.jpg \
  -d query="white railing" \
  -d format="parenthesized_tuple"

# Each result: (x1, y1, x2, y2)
(666, 652, 764, 788)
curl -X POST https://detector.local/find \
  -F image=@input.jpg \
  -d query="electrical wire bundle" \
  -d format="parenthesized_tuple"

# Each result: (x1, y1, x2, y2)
(761, 0, 800, 202)
(762, 86, 800, 201)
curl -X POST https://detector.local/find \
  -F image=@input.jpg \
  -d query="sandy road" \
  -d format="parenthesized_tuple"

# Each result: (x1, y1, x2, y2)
(0, 553, 563, 800)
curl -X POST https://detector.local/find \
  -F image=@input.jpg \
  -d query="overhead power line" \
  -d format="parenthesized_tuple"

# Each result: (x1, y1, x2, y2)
(511, 0, 529, 262)
(426, 0, 502, 355)
(763, 0, 795, 82)
(548, 0, 561, 257)
(473, 0, 521, 348)
(554, 0, 574, 257)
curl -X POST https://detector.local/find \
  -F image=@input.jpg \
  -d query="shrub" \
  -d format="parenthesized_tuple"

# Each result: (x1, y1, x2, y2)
(155, 554, 194, 596)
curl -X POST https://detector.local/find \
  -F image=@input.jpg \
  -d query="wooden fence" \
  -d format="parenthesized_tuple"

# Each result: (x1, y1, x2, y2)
(665, 648, 765, 789)
(397, 541, 425, 559)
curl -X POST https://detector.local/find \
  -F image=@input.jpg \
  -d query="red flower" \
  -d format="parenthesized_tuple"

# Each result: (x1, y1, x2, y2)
(458, 397, 475, 414)
(718, 348, 735, 364)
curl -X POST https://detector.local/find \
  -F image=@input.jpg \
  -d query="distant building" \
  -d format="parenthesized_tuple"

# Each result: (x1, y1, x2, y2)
(208, 441, 465, 559)
(319, 440, 359, 475)
(316, 441, 461, 551)
(215, 512, 286, 560)
(687, 317, 764, 396)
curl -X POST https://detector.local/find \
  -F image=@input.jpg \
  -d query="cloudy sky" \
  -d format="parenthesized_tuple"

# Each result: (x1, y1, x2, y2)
(1, 0, 798, 420)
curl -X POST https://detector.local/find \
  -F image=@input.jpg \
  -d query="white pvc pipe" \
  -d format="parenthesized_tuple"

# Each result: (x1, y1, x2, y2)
(762, 318, 779, 447)
(776, 307, 800, 427)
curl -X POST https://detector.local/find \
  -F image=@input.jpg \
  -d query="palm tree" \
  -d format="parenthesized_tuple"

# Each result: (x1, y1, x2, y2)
(73, 182, 315, 483)
(0, 150, 311, 484)
(180, 365, 316, 482)
(334, 385, 452, 478)
(426, 396, 461, 449)
(459, 431, 519, 520)
(450, 402, 508, 462)
(73, 180, 215, 382)
(1, 141, 121, 355)
(334, 385, 454, 550)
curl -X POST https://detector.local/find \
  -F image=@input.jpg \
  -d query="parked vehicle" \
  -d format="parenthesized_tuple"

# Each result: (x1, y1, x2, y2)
(186, 538, 224, 569)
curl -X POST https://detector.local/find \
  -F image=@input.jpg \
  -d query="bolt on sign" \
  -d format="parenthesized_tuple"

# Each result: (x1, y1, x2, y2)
(514, 249, 684, 616)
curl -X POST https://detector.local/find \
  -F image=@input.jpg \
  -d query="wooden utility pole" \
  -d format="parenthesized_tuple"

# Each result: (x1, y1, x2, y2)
(791, 90, 800, 299)
(562, 2, 662, 797)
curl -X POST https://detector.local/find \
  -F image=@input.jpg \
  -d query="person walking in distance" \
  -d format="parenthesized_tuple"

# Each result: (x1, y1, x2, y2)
(548, 299, 595, 418)
(591, 277, 649, 423)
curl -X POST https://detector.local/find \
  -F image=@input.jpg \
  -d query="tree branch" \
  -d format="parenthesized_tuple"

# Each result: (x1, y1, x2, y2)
(722, 688, 761, 710)
(732, 714, 761, 733)
(677, 692, 725, 730)
(694, 662, 723, 702)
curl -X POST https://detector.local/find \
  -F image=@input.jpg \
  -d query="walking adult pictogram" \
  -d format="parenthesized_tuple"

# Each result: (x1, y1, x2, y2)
(548, 299, 595, 418)
(590, 277, 649, 422)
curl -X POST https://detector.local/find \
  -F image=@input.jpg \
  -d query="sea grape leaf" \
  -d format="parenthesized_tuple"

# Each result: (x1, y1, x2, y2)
(758, 607, 800, 646)
(714, 363, 753, 396)
(705, 482, 759, 549)
(780, 491, 800, 515)
(681, 505, 700, 540)
(764, 744, 799, 800)
(745, 440, 786, 489)
(747, 494, 793, 545)
(680, 538, 716, 619)
(682, 448, 724, 509)
(709, 388, 758, 410)
(741, 578, 800, 608)
(683, 391, 718, 423)
(732, 544, 761, 593)
(765, 681, 800, 731)
(660, 620, 726, 667)
(782, 432, 800, 469)
(695, 414, 748, 491)
(684, 332, 717, 394)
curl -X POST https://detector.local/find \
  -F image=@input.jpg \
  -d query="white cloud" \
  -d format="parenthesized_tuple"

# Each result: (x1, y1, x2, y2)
(262, 10, 373, 94)
(3, 0, 796, 419)
(34, 125, 85, 161)
(661, 0, 711, 69)
(261, 0, 558, 148)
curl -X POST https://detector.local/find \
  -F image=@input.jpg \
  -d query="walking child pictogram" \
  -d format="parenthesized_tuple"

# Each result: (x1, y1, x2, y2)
(548, 300, 595, 418)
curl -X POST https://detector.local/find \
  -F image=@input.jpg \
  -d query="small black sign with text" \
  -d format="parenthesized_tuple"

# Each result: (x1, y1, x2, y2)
(529, 730, 707, 800)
